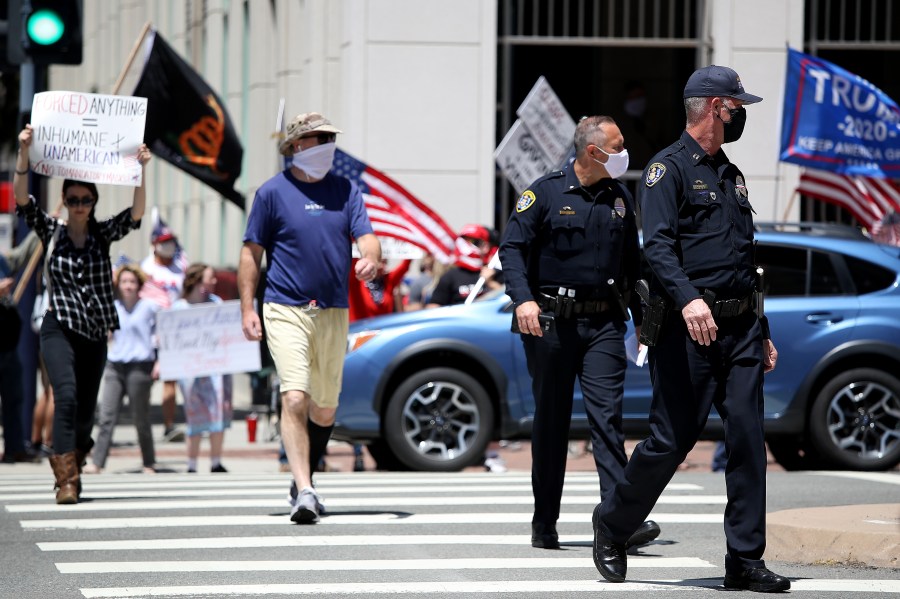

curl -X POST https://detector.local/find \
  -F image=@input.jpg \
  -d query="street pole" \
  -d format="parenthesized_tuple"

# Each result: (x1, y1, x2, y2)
(16, 57, 46, 445)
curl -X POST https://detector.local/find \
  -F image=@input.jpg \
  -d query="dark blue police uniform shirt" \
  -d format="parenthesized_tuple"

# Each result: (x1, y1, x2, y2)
(641, 130, 757, 309)
(499, 162, 642, 323)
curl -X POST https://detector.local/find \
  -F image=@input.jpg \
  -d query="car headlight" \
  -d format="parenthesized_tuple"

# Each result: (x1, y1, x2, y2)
(347, 330, 381, 353)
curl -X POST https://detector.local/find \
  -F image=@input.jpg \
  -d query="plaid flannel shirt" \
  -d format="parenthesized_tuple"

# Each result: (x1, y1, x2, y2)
(18, 196, 140, 341)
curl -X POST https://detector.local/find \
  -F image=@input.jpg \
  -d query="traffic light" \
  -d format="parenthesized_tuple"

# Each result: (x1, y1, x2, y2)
(6, 0, 82, 65)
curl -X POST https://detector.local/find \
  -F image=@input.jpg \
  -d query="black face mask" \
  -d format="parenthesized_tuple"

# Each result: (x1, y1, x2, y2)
(720, 105, 747, 143)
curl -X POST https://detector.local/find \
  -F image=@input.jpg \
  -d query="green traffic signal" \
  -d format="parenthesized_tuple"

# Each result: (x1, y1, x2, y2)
(26, 9, 65, 46)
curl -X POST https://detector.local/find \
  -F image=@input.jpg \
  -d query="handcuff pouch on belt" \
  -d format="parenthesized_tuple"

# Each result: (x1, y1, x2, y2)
(635, 279, 669, 346)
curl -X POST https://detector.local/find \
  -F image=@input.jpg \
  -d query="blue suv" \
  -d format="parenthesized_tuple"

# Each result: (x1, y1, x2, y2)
(335, 225, 900, 472)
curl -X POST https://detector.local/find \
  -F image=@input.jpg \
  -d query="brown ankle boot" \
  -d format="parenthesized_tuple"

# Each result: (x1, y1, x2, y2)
(49, 452, 79, 504)
(74, 449, 87, 498)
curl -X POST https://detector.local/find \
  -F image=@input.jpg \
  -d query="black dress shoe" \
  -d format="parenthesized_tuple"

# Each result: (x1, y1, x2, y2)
(724, 567, 791, 592)
(531, 523, 559, 549)
(625, 520, 661, 548)
(592, 504, 626, 582)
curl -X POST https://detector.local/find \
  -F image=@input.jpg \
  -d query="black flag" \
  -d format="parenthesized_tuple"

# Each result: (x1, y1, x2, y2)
(133, 31, 245, 209)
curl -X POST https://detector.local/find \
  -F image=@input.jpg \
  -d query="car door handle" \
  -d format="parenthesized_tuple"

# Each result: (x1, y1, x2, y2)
(806, 312, 844, 325)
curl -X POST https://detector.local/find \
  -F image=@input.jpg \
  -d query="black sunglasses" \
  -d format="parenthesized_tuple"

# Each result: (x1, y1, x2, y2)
(300, 132, 337, 145)
(64, 195, 96, 208)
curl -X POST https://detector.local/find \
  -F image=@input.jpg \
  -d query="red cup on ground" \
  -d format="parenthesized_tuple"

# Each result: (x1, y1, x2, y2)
(247, 412, 258, 443)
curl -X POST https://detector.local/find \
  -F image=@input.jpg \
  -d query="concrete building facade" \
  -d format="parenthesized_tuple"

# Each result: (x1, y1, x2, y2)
(39, 0, 896, 267)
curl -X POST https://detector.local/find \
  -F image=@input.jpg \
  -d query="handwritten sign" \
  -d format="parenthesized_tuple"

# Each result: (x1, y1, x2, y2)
(353, 236, 425, 260)
(156, 300, 261, 380)
(494, 119, 557, 194)
(515, 76, 577, 168)
(29, 91, 148, 186)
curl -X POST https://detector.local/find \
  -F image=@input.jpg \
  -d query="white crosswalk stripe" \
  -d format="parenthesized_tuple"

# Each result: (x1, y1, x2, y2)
(0, 471, 895, 597)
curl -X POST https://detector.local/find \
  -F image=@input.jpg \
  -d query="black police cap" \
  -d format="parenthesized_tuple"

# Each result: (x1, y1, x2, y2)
(683, 65, 763, 104)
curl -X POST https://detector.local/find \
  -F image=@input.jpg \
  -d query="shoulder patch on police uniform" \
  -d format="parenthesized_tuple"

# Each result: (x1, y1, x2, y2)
(735, 175, 748, 199)
(646, 163, 667, 187)
(516, 190, 536, 213)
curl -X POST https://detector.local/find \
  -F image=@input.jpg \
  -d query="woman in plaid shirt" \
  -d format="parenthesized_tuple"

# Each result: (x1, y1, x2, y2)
(13, 124, 152, 505)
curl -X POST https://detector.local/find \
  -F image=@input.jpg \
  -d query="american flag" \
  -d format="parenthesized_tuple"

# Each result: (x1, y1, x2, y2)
(331, 149, 457, 263)
(797, 169, 900, 231)
(871, 211, 900, 247)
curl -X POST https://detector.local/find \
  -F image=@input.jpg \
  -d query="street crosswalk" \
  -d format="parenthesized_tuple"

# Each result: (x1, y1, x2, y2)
(1, 471, 897, 597)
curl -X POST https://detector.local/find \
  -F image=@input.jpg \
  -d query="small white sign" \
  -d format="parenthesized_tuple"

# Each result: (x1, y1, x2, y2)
(493, 120, 556, 194)
(353, 235, 426, 260)
(156, 300, 261, 380)
(515, 76, 576, 168)
(29, 91, 147, 187)
(0, 214, 13, 256)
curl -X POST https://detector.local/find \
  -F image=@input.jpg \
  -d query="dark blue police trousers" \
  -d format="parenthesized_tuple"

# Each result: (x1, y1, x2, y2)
(597, 310, 767, 573)
(522, 314, 628, 529)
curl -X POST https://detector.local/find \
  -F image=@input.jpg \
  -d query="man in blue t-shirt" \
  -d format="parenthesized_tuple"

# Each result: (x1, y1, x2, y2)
(238, 112, 381, 524)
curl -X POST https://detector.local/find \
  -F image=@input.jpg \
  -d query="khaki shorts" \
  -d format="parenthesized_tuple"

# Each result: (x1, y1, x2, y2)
(263, 302, 349, 409)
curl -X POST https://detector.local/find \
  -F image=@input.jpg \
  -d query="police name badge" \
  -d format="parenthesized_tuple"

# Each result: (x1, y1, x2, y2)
(516, 190, 536, 213)
(646, 163, 666, 187)
(613, 197, 627, 218)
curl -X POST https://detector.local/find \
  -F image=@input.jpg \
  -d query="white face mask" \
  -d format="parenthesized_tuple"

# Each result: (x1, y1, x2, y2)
(155, 241, 177, 259)
(593, 147, 630, 179)
(292, 142, 337, 180)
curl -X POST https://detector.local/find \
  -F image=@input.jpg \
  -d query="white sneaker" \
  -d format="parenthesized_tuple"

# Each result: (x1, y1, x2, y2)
(484, 453, 507, 473)
(287, 481, 326, 514)
(290, 486, 321, 524)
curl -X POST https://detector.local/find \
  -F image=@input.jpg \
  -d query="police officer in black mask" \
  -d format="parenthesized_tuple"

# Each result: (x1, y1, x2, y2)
(591, 66, 790, 593)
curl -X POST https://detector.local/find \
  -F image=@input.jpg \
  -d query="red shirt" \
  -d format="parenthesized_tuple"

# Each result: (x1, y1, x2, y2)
(348, 259, 411, 322)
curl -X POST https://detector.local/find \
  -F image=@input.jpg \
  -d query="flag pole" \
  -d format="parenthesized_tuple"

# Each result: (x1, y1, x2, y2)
(112, 21, 153, 95)
(781, 189, 799, 223)
(11, 244, 44, 305)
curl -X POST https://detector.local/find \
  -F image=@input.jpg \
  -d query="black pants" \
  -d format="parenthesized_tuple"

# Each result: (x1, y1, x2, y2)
(522, 314, 628, 528)
(0, 348, 26, 456)
(41, 312, 107, 455)
(597, 310, 767, 574)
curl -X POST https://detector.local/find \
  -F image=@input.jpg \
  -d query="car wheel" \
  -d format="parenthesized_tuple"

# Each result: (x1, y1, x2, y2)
(383, 367, 494, 472)
(809, 368, 900, 471)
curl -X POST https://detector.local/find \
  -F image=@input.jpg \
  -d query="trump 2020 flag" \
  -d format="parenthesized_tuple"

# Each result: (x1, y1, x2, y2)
(780, 47, 900, 178)
(133, 30, 245, 209)
(331, 149, 457, 263)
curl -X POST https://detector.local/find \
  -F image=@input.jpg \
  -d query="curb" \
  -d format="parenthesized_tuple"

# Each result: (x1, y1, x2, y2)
(767, 504, 900, 569)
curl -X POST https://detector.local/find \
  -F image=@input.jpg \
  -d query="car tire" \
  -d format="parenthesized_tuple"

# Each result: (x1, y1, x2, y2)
(383, 367, 494, 472)
(808, 368, 900, 471)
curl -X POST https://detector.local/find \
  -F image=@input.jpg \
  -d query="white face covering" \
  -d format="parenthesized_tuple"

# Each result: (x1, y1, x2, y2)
(593, 148, 630, 179)
(155, 241, 177, 260)
(292, 142, 337, 180)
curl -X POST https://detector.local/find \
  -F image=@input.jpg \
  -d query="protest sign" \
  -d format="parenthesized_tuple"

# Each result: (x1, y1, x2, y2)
(156, 300, 261, 380)
(515, 76, 577, 168)
(29, 91, 147, 186)
(494, 119, 557, 194)
(780, 48, 900, 177)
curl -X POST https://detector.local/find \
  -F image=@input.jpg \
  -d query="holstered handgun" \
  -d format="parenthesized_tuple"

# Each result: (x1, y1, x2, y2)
(635, 279, 669, 346)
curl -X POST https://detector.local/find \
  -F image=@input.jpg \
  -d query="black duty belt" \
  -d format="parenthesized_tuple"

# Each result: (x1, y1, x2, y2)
(536, 293, 612, 317)
(705, 295, 753, 319)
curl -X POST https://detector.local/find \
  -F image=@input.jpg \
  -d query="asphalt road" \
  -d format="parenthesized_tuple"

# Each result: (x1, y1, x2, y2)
(0, 467, 898, 599)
